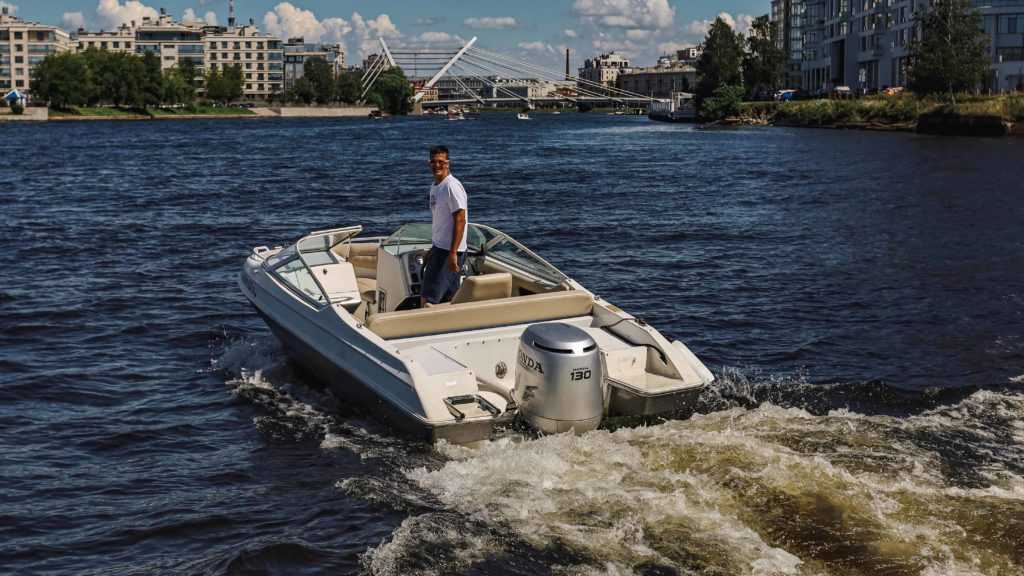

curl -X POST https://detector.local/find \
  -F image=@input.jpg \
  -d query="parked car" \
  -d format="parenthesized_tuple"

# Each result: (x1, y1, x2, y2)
(774, 89, 798, 102)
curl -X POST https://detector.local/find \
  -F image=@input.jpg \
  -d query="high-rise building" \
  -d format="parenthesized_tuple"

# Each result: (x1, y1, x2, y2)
(798, 0, 1024, 94)
(0, 6, 73, 94)
(771, 0, 804, 89)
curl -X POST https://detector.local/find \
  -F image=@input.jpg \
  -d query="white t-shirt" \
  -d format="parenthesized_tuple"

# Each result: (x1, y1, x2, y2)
(429, 174, 468, 252)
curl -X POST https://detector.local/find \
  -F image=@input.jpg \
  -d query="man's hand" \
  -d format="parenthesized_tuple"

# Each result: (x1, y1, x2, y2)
(447, 251, 459, 273)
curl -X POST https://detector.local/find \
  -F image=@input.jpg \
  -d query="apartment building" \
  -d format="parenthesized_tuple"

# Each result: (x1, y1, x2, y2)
(134, 9, 205, 72)
(579, 52, 632, 88)
(771, 0, 805, 88)
(796, 0, 1024, 93)
(206, 23, 284, 99)
(0, 6, 73, 94)
(283, 38, 345, 90)
(76, 23, 135, 54)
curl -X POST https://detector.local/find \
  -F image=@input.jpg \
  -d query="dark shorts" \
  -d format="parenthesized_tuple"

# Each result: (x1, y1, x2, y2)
(421, 247, 466, 304)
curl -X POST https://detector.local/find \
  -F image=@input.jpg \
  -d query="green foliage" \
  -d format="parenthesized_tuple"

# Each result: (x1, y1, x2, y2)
(161, 66, 195, 106)
(696, 17, 745, 110)
(302, 57, 335, 104)
(142, 51, 163, 107)
(205, 65, 243, 103)
(699, 84, 744, 121)
(30, 51, 92, 109)
(366, 67, 413, 115)
(1007, 95, 1024, 121)
(907, 0, 989, 99)
(289, 77, 316, 104)
(743, 15, 786, 100)
(769, 96, 925, 125)
(335, 70, 362, 104)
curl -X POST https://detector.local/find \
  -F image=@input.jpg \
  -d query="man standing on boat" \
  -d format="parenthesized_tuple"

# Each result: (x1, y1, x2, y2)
(421, 145, 468, 307)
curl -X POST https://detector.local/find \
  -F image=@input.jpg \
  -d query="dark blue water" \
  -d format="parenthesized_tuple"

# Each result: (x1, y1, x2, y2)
(2, 115, 1023, 575)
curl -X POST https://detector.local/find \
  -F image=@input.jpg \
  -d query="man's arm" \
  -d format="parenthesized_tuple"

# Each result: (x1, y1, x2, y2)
(448, 209, 466, 272)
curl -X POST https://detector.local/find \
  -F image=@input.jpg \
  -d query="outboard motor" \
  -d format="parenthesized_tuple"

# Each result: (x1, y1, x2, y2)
(515, 323, 604, 434)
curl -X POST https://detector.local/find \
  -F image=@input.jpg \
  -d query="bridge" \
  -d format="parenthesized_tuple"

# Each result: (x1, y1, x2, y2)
(360, 37, 660, 110)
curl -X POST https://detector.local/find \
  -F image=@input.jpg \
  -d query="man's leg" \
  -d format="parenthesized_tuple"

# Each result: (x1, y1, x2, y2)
(420, 247, 450, 307)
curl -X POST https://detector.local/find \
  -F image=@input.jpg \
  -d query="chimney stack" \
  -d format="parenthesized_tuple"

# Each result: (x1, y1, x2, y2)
(565, 48, 570, 80)
(229, 0, 236, 27)
(2, 6, 8, 16)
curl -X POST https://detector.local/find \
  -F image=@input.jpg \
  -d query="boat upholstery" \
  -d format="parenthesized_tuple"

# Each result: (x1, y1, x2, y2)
(356, 277, 377, 302)
(451, 273, 512, 304)
(334, 242, 378, 278)
(367, 290, 594, 339)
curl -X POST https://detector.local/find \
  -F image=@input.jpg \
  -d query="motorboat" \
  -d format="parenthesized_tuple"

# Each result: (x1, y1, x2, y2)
(516, 112, 530, 120)
(239, 223, 713, 444)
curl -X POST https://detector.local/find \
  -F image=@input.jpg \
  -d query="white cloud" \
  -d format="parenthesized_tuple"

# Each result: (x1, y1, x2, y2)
(182, 8, 197, 21)
(416, 31, 455, 43)
(263, 3, 352, 44)
(203, 10, 217, 25)
(687, 12, 754, 37)
(62, 11, 85, 30)
(563, 29, 578, 38)
(572, 0, 674, 30)
(464, 16, 518, 30)
(96, 0, 158, 28)
(417, 16, 443, 26)
(625, 28, 651, 40)
(351, 12, 401, 59)
(0, 2, 16, 15)
(657, 41, 695, 54)
(518, 41, 554, 53)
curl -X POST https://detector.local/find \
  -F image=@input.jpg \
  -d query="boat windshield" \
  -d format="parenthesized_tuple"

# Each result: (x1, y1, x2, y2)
(384, 223, 566, 286)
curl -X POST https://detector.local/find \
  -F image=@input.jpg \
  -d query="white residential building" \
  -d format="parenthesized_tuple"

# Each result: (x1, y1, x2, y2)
(0, 6, 73, 94)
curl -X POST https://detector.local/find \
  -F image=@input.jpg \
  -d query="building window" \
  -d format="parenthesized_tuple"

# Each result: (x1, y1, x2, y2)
(257, 42, 264, 49)
(258, 83, 264, 90)
(14, 31, 23, 40)
(233, 42, 241, 49)
(234, 53, 240, 60)
(210, 42, 217, 50)
(221, 41, 228, 49)
(15, 44, 23, 52)
(245, 41, 252, 49)
(245, 73, 252, 79)
(211, 53, 217, 60)
(244, 62, 251, 69)
(246, 83, 252, 90)
(126, 42, 132, 50)
(16, 79, 24, 87)
(14, 55, 22, 64)
(101, 42, 108, 49)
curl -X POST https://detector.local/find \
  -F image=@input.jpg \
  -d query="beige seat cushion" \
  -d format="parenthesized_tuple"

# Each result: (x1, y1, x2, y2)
(366, 290, 593, 339)
(356, 277, 377, 297)
(451, 273, 512, 304)
(334, 242, 378, 278)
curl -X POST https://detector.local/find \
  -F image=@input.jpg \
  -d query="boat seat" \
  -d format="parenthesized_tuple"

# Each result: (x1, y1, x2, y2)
(366, 290, 593, 339)
(333, 242, 378, 278)
(450, 272, 512, 304)
(357, 277, 377, 303)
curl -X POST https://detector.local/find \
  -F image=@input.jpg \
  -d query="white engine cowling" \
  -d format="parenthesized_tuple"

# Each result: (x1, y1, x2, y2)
(514, 322, 604, 434)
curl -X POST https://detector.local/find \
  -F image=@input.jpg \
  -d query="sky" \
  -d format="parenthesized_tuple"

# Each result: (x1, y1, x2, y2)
(7, 1, 770, 68)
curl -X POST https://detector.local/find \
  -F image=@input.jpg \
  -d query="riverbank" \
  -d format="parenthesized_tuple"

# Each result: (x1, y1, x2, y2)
(17, 105, 377, 122)
(738, 95, 1024, 136)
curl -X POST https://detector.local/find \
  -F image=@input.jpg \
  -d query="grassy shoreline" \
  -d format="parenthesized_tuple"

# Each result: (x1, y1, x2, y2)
(48, 105, 255, 120)
(739, 95, 1024, 131)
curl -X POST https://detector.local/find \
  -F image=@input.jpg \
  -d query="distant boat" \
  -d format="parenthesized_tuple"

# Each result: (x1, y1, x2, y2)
(648, 91, 696, 123)
(368, 110, 383, 120)
(517, 112, 530, 120)
(447, 111, 465, 121)
(552, 110, 561, 115)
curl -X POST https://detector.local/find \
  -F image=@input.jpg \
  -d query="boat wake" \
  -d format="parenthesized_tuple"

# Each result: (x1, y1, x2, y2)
(215, 338, 1024, 575)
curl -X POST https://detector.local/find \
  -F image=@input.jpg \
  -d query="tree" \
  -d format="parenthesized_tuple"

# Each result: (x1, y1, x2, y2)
(162, 66, 194, 106)
(30, 52, 92, 109)
(335, 69, 362, 103)
(700, 84, 745, 121)
(743, 15, 786, 100)
(222, 64, 244, 102)
(695, 17, 745, 110)
(907, 0, 989, 100)
(206, 67, 226, 102)
(366, 67, 413, 115)
(303, 57, 335, 104)
(289, 77, 316, 104)
(141, 51, 163, 107)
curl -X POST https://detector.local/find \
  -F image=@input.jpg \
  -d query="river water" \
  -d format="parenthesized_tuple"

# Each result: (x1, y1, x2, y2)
(2, 115, 1023, 575)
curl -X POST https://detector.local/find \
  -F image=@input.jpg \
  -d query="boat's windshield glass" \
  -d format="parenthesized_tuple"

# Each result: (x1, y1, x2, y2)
(384, 223, 565, 285)
(272, 257, 327, 305)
